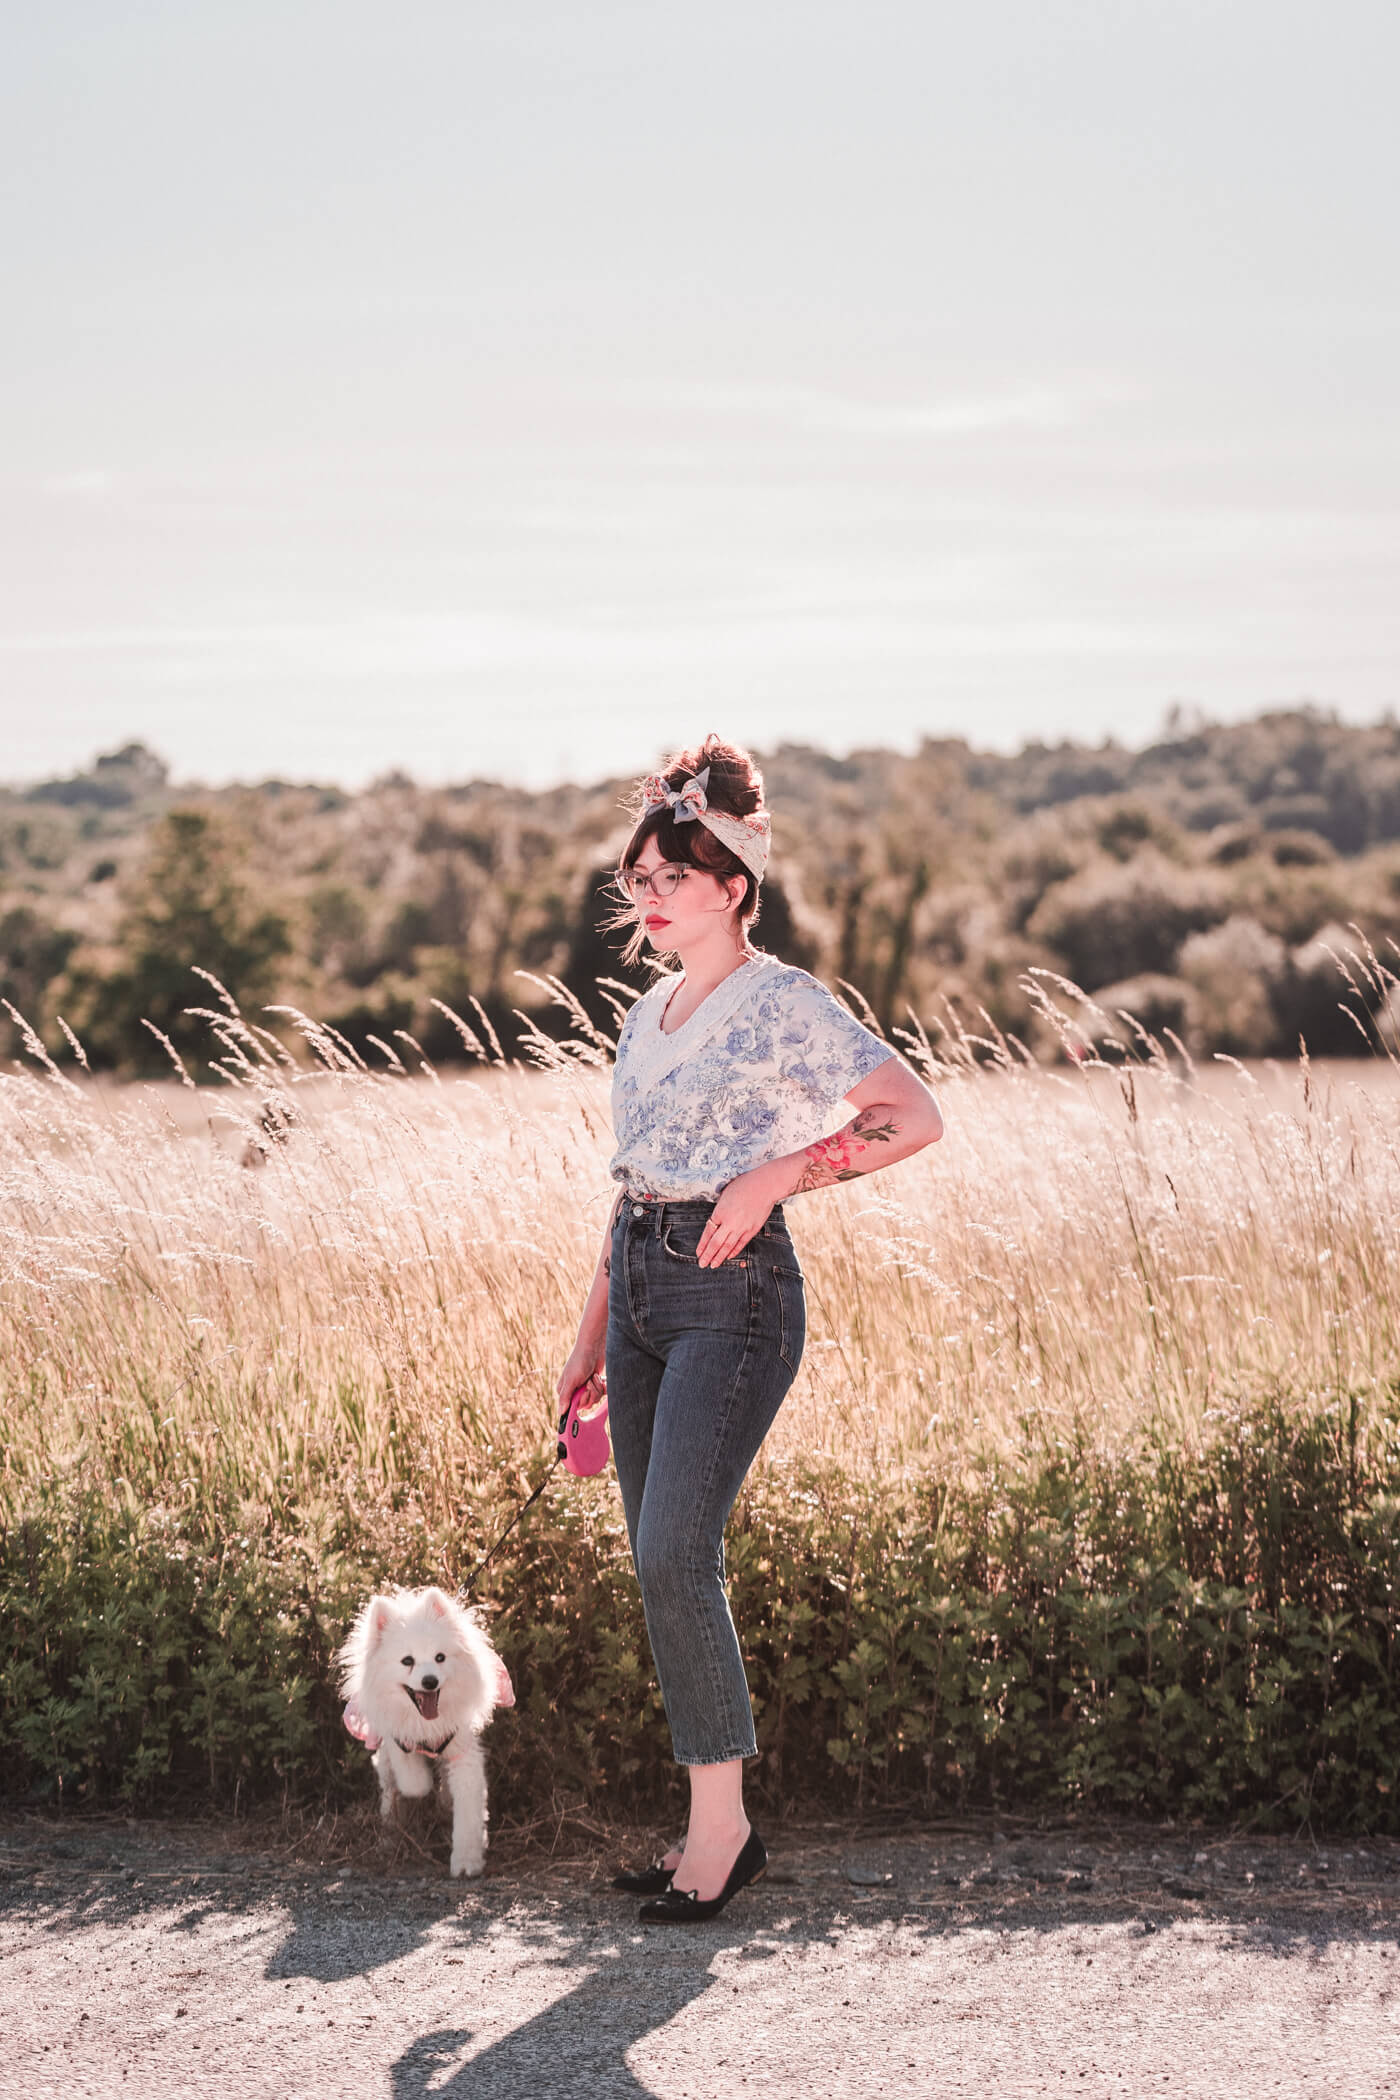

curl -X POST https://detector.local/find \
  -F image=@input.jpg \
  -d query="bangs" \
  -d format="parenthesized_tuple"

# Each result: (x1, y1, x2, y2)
(619, 806, 734, 876)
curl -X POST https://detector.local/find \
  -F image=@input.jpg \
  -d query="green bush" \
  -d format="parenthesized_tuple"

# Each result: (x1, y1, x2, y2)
(2, 1394, 1397, 1831)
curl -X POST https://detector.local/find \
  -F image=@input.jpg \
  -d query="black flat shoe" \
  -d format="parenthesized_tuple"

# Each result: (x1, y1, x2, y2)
(610, 1858, 676, 1895)
(638, 1828, 767, 1924)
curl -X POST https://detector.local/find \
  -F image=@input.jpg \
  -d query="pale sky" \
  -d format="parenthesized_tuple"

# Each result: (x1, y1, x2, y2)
(3, 1, 1397, 790)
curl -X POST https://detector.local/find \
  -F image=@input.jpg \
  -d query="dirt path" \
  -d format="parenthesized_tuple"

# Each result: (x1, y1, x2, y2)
(2, 1813, 1398, 2099)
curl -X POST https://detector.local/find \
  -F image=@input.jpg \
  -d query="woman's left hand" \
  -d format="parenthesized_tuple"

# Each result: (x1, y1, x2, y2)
(696, 1161, 789, 1268)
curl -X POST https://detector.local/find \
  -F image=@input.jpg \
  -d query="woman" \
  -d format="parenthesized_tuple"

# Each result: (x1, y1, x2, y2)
(555, 734, 944, 1923)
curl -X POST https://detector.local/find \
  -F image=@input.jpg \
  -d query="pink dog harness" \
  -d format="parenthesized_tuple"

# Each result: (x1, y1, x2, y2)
(342, 1701, 461, 1763)
(341, 1698, 384, 1753)
(342, 1657, 515, 1762)
(394, 1728, 457, 1759)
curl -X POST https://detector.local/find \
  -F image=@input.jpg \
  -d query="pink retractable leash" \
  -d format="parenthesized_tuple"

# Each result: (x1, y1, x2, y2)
(556, 1379, 611, 1476)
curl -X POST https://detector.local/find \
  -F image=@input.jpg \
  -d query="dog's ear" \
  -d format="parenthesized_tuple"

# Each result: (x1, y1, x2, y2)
(366, 1595, 395, 1644)
(423, 1587, 453, 1620)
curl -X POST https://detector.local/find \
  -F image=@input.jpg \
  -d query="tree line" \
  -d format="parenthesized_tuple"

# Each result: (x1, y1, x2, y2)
(4, 709, 1400, 1076)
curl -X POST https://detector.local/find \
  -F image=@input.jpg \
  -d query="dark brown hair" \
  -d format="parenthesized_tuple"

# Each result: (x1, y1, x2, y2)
(608, 733, 766, 970)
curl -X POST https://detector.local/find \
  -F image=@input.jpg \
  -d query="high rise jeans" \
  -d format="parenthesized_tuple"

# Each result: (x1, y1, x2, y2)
(606, 1194, 807, 1765)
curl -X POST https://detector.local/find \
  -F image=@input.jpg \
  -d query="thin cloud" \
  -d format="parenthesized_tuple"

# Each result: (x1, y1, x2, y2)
(41, 471, 114, 499)
(787, 388, 1077, 436)
(659, 382, 1082, 436)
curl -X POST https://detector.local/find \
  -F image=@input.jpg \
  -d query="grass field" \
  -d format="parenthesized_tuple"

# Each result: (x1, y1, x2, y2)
(3, 976, 1399, 1827)
(4, 974, 1400, 1506)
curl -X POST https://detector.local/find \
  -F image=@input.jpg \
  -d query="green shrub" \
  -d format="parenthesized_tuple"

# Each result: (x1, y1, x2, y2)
(3, 1393, 1396, 1832)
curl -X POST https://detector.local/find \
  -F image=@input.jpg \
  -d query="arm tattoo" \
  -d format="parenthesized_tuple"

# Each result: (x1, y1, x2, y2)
(603, 1254, 610, 1275)
(793, 1107, 901, 1193)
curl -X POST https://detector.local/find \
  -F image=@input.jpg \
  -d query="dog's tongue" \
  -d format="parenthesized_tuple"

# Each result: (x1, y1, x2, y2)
(418, 1687, 440, 1721)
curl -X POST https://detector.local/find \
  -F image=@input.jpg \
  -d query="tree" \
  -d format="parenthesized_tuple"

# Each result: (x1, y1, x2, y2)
(0, 907, 79, 1059)
(1027, 853, 1228, 990)
(84, 808, 291, 1071)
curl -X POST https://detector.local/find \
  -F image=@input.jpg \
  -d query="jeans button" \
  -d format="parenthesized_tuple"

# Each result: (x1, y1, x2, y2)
(632, 1204, 644, 1217)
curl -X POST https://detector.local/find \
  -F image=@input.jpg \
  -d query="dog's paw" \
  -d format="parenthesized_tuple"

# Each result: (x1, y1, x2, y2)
(449, 1853, 485, 1879)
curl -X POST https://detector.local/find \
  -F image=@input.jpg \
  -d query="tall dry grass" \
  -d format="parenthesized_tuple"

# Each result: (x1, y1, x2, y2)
(3, 966, 1400, 1530)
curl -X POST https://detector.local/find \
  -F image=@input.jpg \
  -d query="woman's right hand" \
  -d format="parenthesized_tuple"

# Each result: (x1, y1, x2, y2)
(555, 1336, 606, 1413)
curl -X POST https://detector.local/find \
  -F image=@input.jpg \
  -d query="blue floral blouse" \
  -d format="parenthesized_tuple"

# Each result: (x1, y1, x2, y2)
(608, 951, 897, 1201)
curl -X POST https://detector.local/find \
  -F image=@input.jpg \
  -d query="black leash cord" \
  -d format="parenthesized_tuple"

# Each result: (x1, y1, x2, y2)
(461, 1455, 560, 1591)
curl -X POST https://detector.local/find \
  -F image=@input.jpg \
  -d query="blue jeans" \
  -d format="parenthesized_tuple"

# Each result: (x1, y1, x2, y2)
(606, 1195, 807, 1765)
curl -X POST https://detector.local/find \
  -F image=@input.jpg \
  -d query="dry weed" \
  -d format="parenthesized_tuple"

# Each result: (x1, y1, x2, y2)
(3, 970, 1399, 1517)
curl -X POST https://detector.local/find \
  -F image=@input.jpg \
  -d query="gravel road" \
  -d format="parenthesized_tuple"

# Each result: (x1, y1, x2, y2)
(2, 1813, 1397, 2099)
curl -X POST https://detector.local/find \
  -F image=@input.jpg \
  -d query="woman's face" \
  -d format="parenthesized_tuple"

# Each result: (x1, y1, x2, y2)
(625, 833, 744, 950)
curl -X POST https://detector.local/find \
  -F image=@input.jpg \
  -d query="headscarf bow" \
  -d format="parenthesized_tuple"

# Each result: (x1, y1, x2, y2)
(639, 766, 771, 881)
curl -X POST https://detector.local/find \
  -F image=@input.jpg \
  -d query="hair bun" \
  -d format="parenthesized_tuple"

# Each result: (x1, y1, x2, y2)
(661, 733, 763, 819)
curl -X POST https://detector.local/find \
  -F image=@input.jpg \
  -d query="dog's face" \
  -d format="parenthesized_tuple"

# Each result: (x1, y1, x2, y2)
(341, 1585, 495, 1736)
(391, 1601, 452, 1723)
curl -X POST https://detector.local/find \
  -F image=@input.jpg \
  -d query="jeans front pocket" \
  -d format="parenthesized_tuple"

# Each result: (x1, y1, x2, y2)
(645, 1214, 754, 1345)
(658, 1216, 703, 1265)
(659, 1215, 748, 1269)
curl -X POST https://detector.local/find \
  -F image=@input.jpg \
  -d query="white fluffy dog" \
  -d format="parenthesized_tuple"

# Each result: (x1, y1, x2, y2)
(336, 1586, 514, 1878)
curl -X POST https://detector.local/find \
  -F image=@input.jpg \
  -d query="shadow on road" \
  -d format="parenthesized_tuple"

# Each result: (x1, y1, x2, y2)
(386, 1932, 795, 2098)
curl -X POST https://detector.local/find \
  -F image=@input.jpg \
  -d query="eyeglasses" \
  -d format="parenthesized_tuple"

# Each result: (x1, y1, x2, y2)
(615, 863, 692, 903)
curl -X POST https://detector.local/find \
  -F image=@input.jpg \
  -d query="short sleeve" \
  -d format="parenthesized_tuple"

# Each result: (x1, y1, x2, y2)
(775, 971, 897, 1111)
